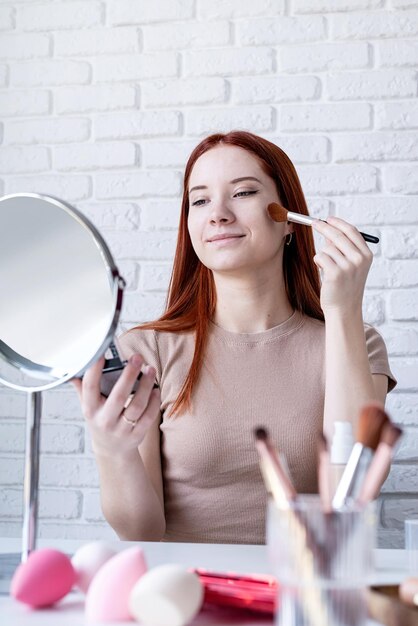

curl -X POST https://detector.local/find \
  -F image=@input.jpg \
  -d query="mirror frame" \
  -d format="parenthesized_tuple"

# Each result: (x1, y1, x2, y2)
(0, 192, 125, 392)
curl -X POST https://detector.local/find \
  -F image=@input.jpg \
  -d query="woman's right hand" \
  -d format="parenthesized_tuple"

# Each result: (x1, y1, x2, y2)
(72, 354, 161, 458)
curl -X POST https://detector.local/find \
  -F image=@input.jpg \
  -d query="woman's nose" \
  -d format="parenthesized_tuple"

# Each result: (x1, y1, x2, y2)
(209, 200, 235, 224)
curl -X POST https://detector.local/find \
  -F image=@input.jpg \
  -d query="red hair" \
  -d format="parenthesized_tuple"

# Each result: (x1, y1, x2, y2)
(136, 131, 323, 416)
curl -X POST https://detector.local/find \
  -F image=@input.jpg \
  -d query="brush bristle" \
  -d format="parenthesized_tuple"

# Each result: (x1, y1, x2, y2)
(267, 202, 288, 223)
(357, 402, 388, 450)
(254, 426, 268, 441)
(380, 422, 403, 447)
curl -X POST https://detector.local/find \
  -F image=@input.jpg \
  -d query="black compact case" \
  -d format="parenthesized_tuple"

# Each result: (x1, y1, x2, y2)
(100, 341, 158, 398)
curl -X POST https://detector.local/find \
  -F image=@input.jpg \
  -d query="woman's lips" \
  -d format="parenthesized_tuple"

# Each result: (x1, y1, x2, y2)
(207, 235, 245, 246)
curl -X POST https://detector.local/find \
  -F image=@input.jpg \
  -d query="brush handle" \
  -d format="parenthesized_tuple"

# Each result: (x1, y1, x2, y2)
(320, 220, 379, 245)
(357, 443, 392, 504)
(359, 231, 379, 244)
(332, 443, 372, 509)
(286, 212, 379, 244)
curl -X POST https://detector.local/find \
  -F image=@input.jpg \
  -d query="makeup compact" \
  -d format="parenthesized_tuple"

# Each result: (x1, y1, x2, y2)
(99, 339, 159, 399)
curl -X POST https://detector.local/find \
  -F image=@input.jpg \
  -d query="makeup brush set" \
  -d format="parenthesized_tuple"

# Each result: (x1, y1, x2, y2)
(196, 403, 412, 626)
(255, 404, 405, 625)
(254, 409, 384, 626)
(256, 402, 401, 516)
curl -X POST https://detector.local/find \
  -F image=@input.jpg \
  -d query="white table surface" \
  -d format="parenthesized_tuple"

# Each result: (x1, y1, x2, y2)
(0, 538, 409, 626)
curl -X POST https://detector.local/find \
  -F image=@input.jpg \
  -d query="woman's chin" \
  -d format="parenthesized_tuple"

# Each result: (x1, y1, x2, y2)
(207, 262, 252, 275)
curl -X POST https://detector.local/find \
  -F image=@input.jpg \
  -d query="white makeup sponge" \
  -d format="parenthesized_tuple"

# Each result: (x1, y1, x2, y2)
(129, 564, 203, 626)
(71, 541, 117, 593)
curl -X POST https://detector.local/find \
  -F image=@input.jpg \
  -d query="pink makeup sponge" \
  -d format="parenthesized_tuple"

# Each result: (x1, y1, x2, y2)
(11, 548, 76, 608)
(85, 545, 147, 624)
(71, 541, 117, 593)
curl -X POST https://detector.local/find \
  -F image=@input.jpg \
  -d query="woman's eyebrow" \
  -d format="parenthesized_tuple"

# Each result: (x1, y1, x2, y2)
(230, 176, 262, 185)
(189, 176, 262, 195)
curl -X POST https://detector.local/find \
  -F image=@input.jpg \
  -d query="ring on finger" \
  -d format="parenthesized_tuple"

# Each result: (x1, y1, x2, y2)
(122, 413, 138, 428)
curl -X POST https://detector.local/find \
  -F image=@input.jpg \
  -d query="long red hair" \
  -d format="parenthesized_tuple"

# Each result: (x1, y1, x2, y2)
(136, 131, 323, 416)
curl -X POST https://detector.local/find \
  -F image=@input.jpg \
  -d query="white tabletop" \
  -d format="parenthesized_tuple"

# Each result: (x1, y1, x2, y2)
(0, 538, 409, 626)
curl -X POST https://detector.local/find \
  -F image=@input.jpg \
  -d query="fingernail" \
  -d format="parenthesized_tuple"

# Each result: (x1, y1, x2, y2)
(131, 354, 142, 367)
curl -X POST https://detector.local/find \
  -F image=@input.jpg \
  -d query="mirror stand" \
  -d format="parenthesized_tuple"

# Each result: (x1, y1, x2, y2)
(0, 392, 42, 592)
(22, 392, 42, 562)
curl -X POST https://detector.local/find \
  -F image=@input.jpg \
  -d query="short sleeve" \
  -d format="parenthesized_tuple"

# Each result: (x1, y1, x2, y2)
(115, 327, 162, 387)
(364, 324, 397, 392)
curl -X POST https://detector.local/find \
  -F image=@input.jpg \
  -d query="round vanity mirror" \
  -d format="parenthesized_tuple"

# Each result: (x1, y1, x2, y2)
(0, 192, 126, 564)
(0, 193, 125, 392)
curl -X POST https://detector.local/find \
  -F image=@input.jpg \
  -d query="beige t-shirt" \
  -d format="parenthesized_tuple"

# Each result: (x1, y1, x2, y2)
(118, 310, 396, 544)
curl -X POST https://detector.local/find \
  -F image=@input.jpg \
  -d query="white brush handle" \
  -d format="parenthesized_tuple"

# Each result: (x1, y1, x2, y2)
(286, 210, 379, 244)
(287, 211, 317, 226)
(332, 443, 372, 509)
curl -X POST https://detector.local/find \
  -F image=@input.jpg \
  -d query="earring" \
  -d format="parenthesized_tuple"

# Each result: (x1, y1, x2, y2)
(285, 233, 293, 246)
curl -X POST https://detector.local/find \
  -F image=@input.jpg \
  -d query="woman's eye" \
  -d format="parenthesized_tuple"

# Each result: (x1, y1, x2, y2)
(234, 190, 258, 197)
(191, 190, 258, 206)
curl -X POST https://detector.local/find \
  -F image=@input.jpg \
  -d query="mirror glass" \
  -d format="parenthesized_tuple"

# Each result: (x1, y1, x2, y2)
(0, 193, 124, 391)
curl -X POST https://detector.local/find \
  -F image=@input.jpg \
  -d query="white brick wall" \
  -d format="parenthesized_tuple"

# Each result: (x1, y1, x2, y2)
(0, 0, 417, 549)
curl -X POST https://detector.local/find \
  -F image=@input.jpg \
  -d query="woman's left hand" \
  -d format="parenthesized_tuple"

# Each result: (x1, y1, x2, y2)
(312, 216, 373, 316)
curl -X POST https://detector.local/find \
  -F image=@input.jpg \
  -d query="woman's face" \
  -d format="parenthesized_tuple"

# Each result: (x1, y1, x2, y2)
(187, 145, 292, 275)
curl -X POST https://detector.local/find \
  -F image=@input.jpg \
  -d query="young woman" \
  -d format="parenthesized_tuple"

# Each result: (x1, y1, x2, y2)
(73, 131, 396, 544)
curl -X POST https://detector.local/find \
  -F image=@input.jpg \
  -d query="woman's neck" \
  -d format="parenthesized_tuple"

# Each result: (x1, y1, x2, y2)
(212, 270, 293, 334)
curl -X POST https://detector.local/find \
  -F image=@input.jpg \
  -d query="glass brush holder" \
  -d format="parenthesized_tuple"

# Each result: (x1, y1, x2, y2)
(267, 495, 376, 626)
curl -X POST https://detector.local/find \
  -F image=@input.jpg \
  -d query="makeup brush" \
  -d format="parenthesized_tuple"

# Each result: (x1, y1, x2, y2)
(332, 403, 388, 509)
(357, 422, 403, 505)
(267, 202, 379, 244)
(254, 427, 298, 507)
(254, 427, 331, 626)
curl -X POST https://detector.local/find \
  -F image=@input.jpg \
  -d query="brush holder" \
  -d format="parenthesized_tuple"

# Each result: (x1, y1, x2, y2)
(267, 495, 376, 626)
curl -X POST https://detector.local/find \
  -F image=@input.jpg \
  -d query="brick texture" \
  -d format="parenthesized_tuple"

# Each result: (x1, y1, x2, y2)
(0, 1, 416, 548)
